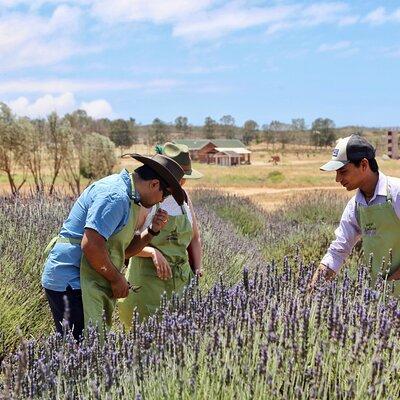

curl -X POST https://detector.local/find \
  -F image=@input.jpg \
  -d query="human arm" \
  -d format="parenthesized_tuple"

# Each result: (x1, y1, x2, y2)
(125, 209, 169, 258)
(309, 198, 361, 291)
(82, 228, 130, 298)
(83, 192, 131, 298)
(135, 246, 172, 280)
(187, 195, 202, 276)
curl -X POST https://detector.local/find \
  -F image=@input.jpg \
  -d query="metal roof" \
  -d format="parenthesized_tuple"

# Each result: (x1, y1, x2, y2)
(174, 139, 247, 150)
(215, 147, 251, 154)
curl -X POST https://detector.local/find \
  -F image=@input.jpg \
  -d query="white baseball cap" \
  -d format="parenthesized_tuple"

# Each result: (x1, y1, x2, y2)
(320, 134, 375, 171)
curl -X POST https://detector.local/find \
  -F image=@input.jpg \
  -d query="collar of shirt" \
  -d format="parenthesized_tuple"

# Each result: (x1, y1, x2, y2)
(355, 171, 387, 206)
(120, 169, 134, 200)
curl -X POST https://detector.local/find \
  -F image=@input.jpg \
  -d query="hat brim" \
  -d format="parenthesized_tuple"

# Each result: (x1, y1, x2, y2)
(129, 154, 185, 205)
(320, 160, 349, 171)
(183, 168, 203, 180)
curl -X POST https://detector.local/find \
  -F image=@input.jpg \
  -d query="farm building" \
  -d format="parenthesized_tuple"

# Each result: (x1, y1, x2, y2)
(174, 139, 251, 166)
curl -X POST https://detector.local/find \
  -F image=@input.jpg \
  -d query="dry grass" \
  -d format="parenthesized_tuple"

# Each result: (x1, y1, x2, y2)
(3, 143, 400, 196)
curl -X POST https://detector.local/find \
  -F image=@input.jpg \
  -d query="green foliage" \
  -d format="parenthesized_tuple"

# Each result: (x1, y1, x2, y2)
(0, 103, 28, 194)
(80, 132, 117, 180)
(175, 116, 189, 136)
(203, 116, 217, 139)
(219, 115, 236, 139)
(311, 118, 336, 147)
(216, 203, 265, 236)
(149, 118, 169, 144)
(109, 119, 137, 150)
(267, 170, 284, 183)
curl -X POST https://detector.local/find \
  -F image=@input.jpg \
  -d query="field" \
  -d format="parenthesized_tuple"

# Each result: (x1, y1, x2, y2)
(1, 146, 400, 399)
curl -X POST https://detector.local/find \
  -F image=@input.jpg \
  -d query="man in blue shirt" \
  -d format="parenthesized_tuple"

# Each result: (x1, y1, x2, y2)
(42, 153, 185, 340)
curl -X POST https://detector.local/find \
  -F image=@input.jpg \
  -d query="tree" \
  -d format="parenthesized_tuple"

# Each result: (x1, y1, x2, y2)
(46, 112, 72, 195)
(262, 124, 276, 150)
(62, 127, 85, 196)
(21, 118, 46, 193)
(149, 118, 169, 145)
(80, 133, 117, 181)
(291, 118, 306, 131)
(203, 117, 217, 139)
(109, 119, 137, 155)
(219, 115, 236, 139)
(0, 103, 27, 195)
(268, 120, 294, 149)
(175, 116, 189, 137)
(64, 109, 94, 134)
(311, 118, 336, 147)
(242, 120, 258, 145)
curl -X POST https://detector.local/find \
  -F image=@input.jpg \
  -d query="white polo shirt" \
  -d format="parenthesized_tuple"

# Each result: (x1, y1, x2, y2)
(321, 172, 400, 272)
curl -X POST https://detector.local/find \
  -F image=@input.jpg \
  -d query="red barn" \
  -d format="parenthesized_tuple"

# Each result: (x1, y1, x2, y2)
(174, 139, 251, 165)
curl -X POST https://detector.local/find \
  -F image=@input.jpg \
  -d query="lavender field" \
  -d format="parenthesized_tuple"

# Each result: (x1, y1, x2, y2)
(1, 190, 399, 399)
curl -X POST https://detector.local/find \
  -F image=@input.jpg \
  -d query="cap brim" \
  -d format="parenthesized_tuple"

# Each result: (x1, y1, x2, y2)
(128, 153, 185, 205)
(320, 160, 349, 171)
(183, 168, 203, 180)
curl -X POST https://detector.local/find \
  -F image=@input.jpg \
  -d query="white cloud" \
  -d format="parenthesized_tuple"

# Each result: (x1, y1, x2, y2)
(364, 7, 387, 25)
(91, 0, 215, 24)
(81, 99, 113, 118)
(318, 40, 352, 52)
(172, 2, 353, 41)
(8, 92, 76, 118)
(7, 92, 114, 118)
(338, 15, 359, 26)
(300, 2, 349, 25)
(0, 78, 182, 94)
(0, 5, 88, 70)
(363, 7, 400, 25)
(173, 3, 300, 41)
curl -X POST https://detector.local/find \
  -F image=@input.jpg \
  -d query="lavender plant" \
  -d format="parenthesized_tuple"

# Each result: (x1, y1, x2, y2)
(1, 262, 399, 399)
(2, 190, 398, 399)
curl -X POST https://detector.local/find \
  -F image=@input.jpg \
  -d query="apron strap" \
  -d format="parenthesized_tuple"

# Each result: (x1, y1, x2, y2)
(386, 182, 393, 203)
(355, 201, 361, 227)
(44, 236, 81, 258)
(180, 204, 187, 215)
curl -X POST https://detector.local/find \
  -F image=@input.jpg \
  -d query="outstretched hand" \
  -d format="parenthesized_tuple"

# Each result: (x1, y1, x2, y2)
(150, 209, 168, 233)
(308, 263, 336, 293)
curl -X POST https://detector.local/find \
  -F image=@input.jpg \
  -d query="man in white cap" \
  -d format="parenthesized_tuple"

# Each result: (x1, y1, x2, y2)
(309, 134, 400, 296)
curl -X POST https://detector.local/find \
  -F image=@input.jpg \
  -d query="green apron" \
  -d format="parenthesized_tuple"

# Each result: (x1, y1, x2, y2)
(118, 203, 194, 327)
(80, 179, 140, 330)
(358, 184, 400, 297)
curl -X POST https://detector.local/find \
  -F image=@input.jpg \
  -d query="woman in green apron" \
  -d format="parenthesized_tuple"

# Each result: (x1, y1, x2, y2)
(118, 143, 203, 326)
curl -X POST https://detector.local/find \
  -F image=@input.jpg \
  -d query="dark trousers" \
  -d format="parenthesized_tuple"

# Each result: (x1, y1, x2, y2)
(45, 286, 84, 341)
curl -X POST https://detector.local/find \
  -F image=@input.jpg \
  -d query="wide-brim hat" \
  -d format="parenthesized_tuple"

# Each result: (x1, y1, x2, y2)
(161, 142, 203, 179)
(320, 134, 375, 171)
(125, 153, 186, 205)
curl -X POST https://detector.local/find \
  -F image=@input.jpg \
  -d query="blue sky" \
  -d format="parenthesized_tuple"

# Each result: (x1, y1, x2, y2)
(1, 0, 400, 127)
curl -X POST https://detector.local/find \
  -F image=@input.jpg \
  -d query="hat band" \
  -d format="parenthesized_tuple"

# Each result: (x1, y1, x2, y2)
(180, 163, 192, 174)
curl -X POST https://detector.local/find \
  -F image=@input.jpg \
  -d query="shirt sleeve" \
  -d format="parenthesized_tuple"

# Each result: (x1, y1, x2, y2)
(85, 192, 128, 240)
(320, 198, 361, 273)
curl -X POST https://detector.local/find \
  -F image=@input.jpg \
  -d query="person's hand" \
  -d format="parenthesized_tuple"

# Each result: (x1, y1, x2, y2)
(110, 273, 130, 298)
(151, 248, 172, 280)
(308, 263, 336, 293)
(194, 267, 203, 277)
(388, 268, 400, 281)
(150, 209, 168, 233)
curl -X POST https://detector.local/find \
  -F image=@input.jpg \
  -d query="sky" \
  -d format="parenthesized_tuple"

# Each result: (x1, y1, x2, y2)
(1, 0, 400, 127)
